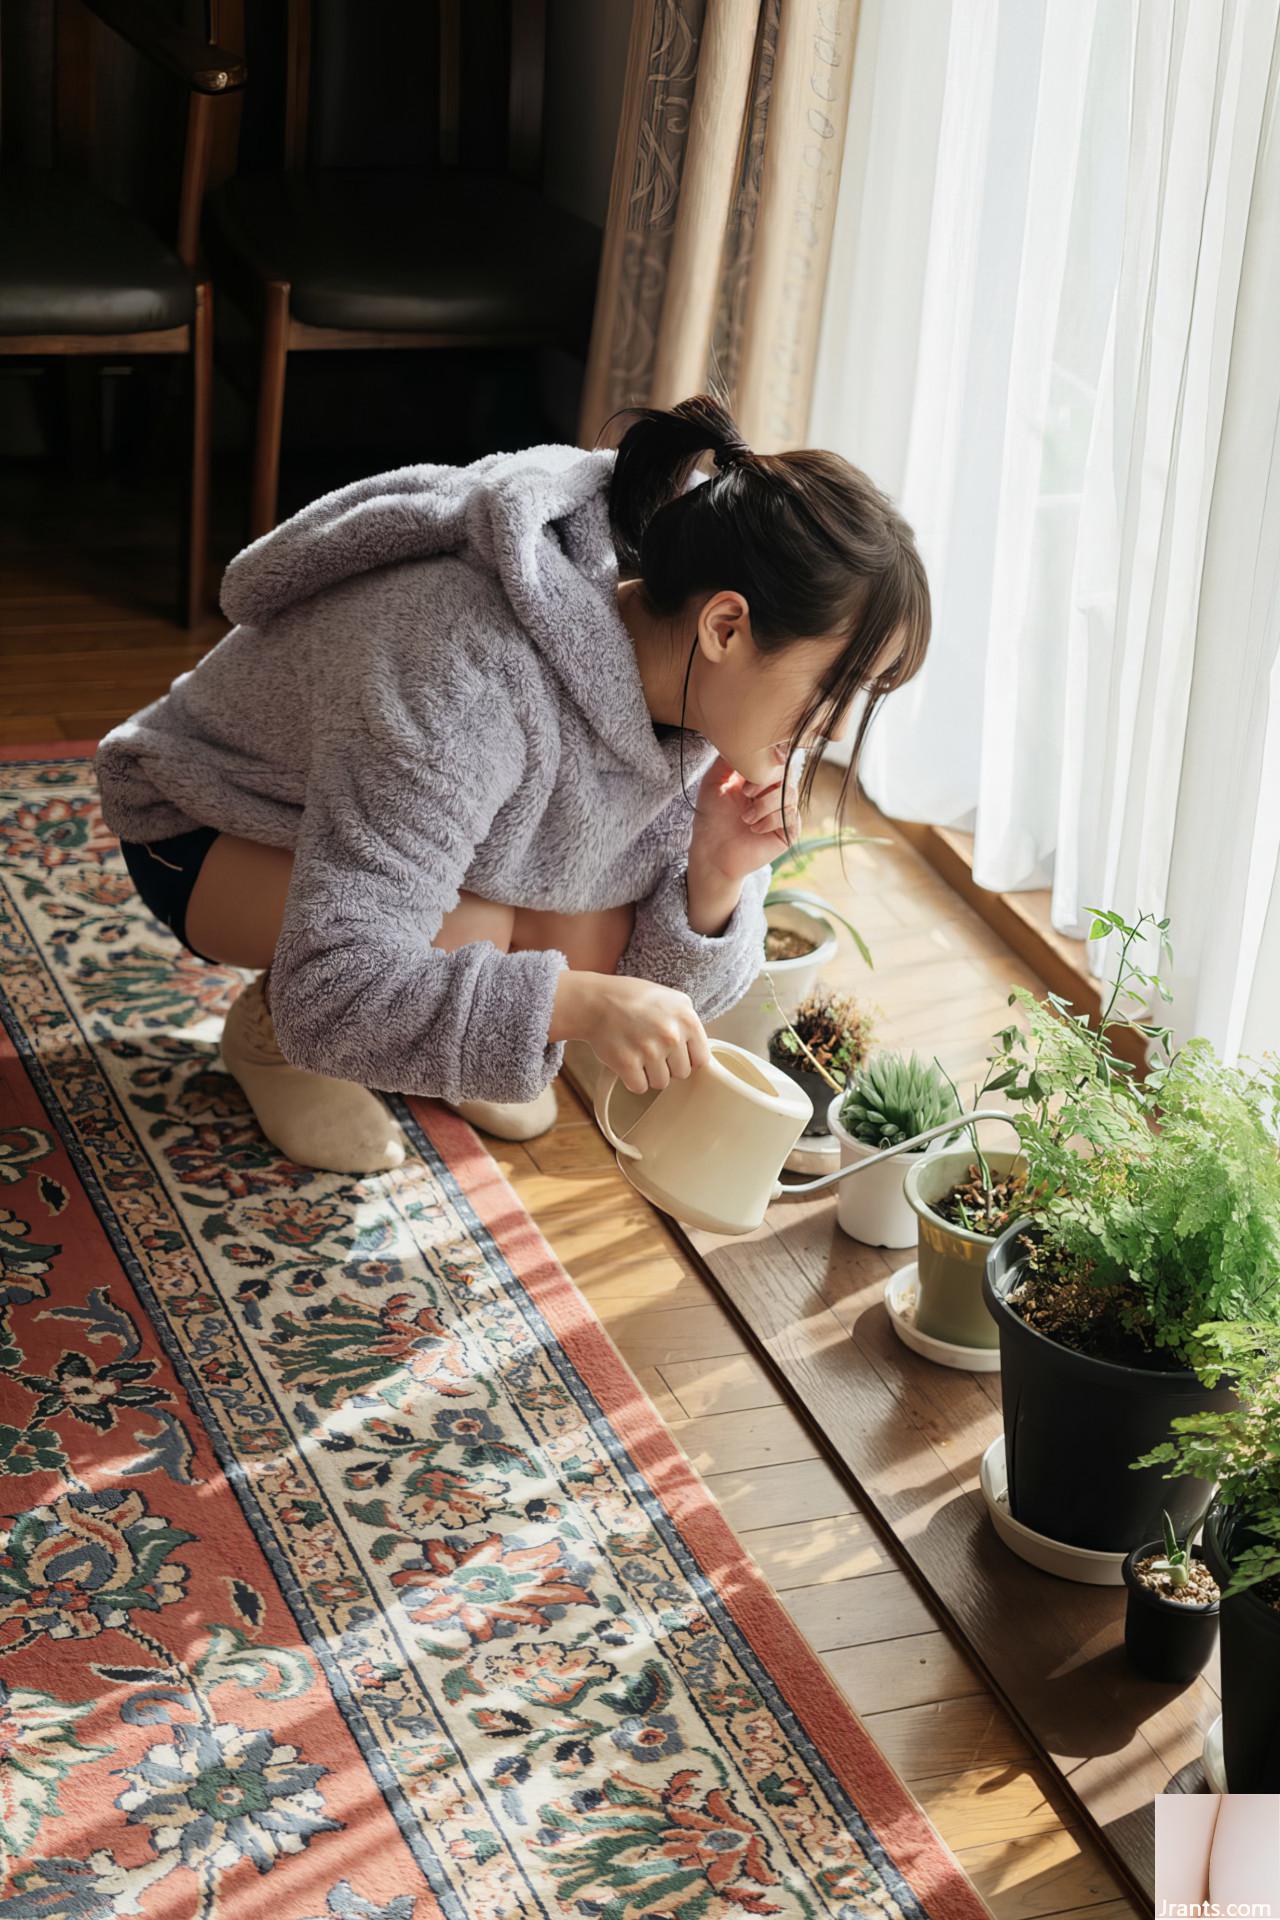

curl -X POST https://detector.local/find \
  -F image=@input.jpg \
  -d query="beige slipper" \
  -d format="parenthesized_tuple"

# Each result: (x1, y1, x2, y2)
(220, 972, 408, 1174)
(443, 1083, 559, 1142)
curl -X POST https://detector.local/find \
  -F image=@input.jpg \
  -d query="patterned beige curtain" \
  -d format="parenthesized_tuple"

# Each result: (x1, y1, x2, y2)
(577, 0, 862, 453)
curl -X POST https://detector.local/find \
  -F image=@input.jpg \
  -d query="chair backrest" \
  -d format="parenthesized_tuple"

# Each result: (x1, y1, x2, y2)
(209, 0, 545, 185)
(0, 0, 230, 263)
(0, 0, 189, 178)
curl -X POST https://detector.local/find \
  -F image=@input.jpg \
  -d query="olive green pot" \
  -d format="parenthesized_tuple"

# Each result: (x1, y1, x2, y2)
(902, 1148, 1027, 1350)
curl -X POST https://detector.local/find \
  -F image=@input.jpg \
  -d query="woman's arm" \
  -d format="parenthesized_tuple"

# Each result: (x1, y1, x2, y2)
(687, 863, 747, 937)
(266, 691, 570, 1105)
(613, 755, 780, 1024)
(613, 829, 772, 1025)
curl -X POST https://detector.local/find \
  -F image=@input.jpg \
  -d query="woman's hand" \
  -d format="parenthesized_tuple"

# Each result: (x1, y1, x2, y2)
(688, 753, 802, 886)
(552, 971, 711, 1095)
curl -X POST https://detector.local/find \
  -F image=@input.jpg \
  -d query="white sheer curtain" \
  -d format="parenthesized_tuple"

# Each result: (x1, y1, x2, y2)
(811, 0, 1280, 1057)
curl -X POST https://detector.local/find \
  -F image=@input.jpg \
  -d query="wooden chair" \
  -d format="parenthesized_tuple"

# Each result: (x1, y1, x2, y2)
(204, 1, 602, 540)
(0, 0, 246, 628)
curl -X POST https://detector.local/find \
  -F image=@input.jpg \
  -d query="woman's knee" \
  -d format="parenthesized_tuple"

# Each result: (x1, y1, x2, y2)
(431, 892, 516, 954)
(509, 901, 636, 973)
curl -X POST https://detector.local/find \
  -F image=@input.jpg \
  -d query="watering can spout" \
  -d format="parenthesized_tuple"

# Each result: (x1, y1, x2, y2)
(590, 1041, 1021, 1238)
(774, 1109, 1020, 1200)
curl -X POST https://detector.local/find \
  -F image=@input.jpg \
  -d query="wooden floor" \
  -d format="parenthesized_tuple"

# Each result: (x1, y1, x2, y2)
(490, 1102, 1135, 1920)
(0, 458, 1143, 1920)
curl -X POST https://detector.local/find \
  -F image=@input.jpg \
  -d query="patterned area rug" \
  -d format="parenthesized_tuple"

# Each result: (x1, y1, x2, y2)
(0, 744, 988, 1920)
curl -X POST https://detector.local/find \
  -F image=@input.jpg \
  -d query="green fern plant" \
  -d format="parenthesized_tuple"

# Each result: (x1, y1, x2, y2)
(983, 909, 1280, 1366)
(839, 1052, 962, 1151)
(1133, 1322, 1280, 1600)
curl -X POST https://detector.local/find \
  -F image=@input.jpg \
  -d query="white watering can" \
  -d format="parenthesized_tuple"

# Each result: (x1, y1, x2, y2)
(593, 1037, 1010, 1236)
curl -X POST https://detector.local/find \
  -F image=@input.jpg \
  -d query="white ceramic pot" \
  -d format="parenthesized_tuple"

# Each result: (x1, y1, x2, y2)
(827, 1089, 941, 1249)
(707, 903, 838, 1060)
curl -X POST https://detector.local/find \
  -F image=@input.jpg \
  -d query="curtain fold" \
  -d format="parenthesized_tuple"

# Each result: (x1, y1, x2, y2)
(577, 0, 861, 452)
(814, 0, 1280, 1055)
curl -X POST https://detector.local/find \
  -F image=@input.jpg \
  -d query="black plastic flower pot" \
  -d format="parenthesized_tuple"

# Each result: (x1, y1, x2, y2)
(1203, 1502, 1280, 1789)
(765, 1030, 842, 1135)
(982, 1222, 1235, 1552)
(1121, 1541, 1219, 1683)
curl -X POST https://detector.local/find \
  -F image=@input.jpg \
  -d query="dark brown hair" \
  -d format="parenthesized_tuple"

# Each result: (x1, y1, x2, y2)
(596, 388, 930, 863)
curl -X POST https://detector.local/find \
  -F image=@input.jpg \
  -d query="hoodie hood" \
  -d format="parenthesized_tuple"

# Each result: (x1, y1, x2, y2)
(218, 441, 709, 785)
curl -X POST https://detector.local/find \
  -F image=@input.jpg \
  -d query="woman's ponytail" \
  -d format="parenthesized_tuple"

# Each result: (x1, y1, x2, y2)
(598, 390, 751, 574)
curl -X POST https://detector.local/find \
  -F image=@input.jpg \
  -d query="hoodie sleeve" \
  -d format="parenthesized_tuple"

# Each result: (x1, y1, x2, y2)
(265, 680, 569, 1105)
(613, 792, 772, 1024)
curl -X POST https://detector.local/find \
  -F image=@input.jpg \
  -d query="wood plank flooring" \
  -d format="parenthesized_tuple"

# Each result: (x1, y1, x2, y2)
(492, 1067, 1140, 1920)
(0, 464, 1144, 1920)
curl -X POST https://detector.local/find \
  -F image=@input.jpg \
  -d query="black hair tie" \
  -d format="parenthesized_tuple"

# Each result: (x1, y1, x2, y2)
(713, 439, 752, 472)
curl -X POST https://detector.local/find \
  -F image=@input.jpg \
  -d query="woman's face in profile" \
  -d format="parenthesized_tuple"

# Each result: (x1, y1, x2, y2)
(689, 595, 901, 789)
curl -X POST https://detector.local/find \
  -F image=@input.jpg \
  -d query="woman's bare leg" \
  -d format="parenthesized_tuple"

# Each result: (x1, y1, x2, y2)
(508, 900, 637, 974)
(183, 833, 632, 1157)
(184, 834, 518, 971)
(185, 831, 636, 977)
(184, 835, 294, 970)
(186, 837, 528, 1171)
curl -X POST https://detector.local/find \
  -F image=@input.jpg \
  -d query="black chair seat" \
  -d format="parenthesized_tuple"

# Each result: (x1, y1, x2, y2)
(0, 170, 196, 336)
(204, 167, 602, 334)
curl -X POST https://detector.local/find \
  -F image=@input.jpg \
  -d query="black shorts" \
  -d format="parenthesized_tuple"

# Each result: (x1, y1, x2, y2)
(118, 824, 222, 963)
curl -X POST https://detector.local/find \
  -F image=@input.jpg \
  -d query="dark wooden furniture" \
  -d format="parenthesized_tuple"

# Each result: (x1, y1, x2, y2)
(0, 0, 246, 627)
(562, 1039, 1215, 1911)
(205, 0, 602, 540)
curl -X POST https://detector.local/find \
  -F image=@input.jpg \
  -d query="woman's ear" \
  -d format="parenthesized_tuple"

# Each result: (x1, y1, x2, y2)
(698, 590, 751, 660)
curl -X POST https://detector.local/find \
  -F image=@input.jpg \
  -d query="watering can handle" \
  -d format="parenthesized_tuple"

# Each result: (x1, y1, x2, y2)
(593, 1070, 643, 1161)
(771, 1108, 1021, 1200)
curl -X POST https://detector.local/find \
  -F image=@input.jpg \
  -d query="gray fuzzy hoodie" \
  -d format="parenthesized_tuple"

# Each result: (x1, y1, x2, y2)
(94, 443, 772, 1102)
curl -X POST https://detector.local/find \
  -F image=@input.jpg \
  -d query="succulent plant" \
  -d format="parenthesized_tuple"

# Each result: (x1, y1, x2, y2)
(1148, 1509, 1193, 1589)
(839, 1051, 961, 1151)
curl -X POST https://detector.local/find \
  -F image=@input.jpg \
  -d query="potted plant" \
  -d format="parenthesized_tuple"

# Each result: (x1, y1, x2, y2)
(766, 988, 873, 1134)
(829, 1052, 962, 1248)
(1134, 1322, 1280, 1786)
(901, 1061, 1027, 1351)
(1120, 1508, 1220, 1684)
(708, 832, 881, 1058)
(981, 908, 1280, 1554)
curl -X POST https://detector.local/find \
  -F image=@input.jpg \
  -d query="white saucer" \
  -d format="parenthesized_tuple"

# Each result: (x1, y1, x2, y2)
(979, 1435, 1128, 1585)
(784, 1129, 841, 1175)
(884, 1264, 1002, 1372)
(1202, 1714, 1227, 1792)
